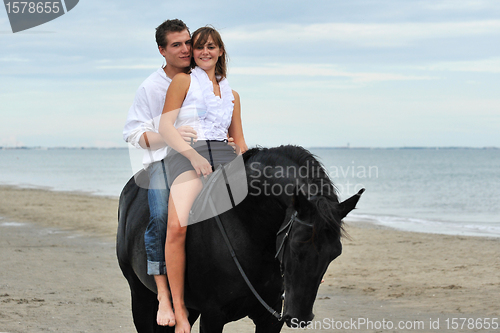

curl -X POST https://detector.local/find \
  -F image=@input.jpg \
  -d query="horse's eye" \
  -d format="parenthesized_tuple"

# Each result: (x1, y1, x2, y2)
(292, 230, 313, 244)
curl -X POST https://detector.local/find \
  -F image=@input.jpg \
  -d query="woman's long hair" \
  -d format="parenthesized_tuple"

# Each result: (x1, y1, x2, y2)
(190, 27, 228, 82)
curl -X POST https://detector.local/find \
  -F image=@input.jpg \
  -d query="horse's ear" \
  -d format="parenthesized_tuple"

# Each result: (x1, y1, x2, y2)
(338, 188, 365, 220)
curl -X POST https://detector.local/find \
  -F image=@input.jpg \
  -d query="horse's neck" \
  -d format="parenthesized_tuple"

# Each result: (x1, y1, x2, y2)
(244, 152, 315, 230)
(238, 185, 294, 236)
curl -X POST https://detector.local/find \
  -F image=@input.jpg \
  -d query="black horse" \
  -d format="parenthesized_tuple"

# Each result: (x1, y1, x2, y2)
(117, 145, 363, 332)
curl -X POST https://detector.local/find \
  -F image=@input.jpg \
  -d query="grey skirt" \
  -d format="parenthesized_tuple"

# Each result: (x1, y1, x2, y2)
(166, 140, 237, 187)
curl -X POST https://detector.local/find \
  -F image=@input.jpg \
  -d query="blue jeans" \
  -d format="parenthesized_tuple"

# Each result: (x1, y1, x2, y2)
(145, 160, 170, 276)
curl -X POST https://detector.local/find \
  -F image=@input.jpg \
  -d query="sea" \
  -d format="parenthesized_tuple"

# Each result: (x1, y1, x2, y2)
(1, 147, 499, 238)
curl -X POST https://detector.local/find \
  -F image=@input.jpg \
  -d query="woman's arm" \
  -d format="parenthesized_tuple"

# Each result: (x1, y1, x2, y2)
(228, 90, 248, 154)
(139, 126, 197, 150)
(159, 73, 212, 177)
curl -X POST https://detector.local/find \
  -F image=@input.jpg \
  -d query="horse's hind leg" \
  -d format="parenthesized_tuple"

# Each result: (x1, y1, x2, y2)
(120, 262, 172, 333)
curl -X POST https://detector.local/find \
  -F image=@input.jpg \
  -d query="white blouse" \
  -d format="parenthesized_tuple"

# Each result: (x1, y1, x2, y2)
(174, 66, 234, 141)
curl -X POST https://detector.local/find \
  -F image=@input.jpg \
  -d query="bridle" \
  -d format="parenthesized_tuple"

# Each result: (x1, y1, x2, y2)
(273, 210, 315, 320)
(275, 210, 314, 272)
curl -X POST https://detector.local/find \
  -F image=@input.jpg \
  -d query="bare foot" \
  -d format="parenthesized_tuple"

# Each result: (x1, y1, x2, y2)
(157, 297, 175, 327)
(174, 305, 190, 333)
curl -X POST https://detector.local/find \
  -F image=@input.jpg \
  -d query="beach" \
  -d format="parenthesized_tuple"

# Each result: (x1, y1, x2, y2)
(0, 185, 499, 332)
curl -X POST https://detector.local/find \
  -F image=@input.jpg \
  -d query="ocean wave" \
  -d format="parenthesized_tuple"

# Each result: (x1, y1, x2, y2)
(345, 213, 500, 238)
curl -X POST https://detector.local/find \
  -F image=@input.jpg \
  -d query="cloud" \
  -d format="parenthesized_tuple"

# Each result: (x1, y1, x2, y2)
(0, 57, 29, 62)
(421, 57, 500, 73)
(0, 136, 25, 147)
(422, 0, 498, 11)
(231, 64, 437, 82)
(94, 58, 164, 71)
(96, 64, 159, 70)
(224, 20, 500, 47)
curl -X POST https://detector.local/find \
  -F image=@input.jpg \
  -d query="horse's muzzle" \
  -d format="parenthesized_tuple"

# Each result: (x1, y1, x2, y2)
(283, 313, 315, 328)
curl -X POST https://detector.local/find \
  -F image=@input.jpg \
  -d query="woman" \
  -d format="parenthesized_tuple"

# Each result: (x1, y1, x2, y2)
(158, 26, 247, 332)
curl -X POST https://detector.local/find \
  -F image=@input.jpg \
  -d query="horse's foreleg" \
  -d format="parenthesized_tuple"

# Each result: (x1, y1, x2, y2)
(253, 316, 284, 333)
(187, 308, 201, 330)
(199, 315, 226, 333)
(250, 304, 285, 333)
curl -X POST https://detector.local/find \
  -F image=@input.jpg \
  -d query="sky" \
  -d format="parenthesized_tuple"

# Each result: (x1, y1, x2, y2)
(1, 0, 500, 148)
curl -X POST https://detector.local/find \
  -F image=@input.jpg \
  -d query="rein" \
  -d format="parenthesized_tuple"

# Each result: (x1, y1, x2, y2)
(210, 197, 283, 320)
(204, 145, 315, 321)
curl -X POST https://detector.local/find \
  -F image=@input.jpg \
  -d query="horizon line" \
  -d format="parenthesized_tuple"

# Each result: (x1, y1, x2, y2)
(1, 145, 498, 150)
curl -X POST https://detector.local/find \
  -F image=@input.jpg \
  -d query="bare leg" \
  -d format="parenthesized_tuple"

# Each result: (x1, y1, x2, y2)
(155, 275, 175, 326)
(166, 171, 203, 333)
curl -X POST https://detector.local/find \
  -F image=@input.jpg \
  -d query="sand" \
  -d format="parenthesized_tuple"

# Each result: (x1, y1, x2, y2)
(0, 185, 499, 332)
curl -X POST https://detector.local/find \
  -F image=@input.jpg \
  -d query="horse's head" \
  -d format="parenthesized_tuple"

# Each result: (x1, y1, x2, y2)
(277, 188, 364, 327)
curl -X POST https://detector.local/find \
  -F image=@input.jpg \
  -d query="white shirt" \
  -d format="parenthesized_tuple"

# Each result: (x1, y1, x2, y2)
(123, 68, 171, 168)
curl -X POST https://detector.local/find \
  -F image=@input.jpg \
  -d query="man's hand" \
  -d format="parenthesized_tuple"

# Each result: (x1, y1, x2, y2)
(227, 137, 241, 155)
(177, 126, 197, 145)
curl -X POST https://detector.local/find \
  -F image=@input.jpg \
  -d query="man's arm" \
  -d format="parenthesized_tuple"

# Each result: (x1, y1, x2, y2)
(124, 79, 197, 150)
(139, 131, 166, 150)
(123, 85, 156, 148)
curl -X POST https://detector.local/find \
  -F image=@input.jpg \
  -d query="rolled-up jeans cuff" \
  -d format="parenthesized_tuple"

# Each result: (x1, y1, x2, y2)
(147, 260, 167, 276)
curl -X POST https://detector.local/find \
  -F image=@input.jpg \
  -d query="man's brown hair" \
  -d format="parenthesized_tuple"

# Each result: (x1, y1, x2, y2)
(155, 19, 190, 48)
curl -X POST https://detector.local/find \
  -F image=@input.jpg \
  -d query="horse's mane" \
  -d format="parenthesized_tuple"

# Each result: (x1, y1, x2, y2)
(243, 145, 344, 237)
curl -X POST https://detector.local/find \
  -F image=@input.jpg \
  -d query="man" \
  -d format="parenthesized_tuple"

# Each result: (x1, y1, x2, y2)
(122, 19, 195, 327)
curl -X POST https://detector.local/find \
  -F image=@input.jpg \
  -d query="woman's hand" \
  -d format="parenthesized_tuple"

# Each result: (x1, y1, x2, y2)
(188, 153, 213, 178)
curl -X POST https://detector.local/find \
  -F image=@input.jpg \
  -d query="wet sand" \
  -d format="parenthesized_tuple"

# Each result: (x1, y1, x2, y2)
(0, 185, 499, 332)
